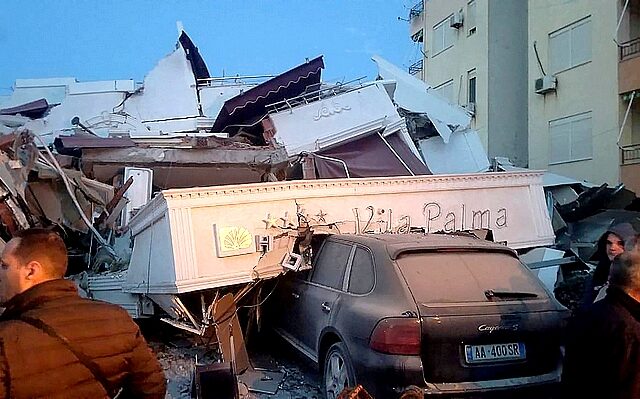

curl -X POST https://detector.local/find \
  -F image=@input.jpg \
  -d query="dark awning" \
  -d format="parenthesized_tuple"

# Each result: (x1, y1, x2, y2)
(0, 98, 50, 119)
(314, 132, 430, 178)
(179, 31, 210, 81)
(211, 56, 324, 133)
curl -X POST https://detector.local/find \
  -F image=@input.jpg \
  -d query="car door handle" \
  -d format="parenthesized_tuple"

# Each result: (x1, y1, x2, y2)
(321, 302, 331, 313)
(292, 292, 300, 299)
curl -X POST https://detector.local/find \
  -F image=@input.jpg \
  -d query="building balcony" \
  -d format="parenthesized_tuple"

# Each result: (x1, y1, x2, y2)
(409, 59, 424, 76)
(409, 1, 425, 43)
(621, 144, 640, 194)
(409, 1, 424, 19)
(622, 143, 640, 165)
(619, 37, 640, 94)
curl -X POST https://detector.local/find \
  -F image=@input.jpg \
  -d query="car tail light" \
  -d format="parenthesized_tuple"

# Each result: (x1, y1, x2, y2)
(370, 317, 421, 355)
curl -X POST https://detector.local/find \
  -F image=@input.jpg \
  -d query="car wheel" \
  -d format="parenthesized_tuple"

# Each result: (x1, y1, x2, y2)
(323, 342, 356, 399)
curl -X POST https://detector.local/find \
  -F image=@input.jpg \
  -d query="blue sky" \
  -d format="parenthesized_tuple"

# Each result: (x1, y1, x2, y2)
(0, 1, 423, 93)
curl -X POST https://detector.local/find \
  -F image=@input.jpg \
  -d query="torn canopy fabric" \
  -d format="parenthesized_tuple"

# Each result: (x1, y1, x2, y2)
(372, 55, 471, 143)
(313, 132, 430, 178)
(178, 31, 210, 81)
(211, 56, 324, 134)
(0, 98, 50, 119)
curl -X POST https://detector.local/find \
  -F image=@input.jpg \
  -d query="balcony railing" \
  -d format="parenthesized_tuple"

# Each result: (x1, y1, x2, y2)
(620, 37, 640, 61)
(409, 1, 424, 19)
(409, 59, 424, 75)
(622, 143, 640, 165)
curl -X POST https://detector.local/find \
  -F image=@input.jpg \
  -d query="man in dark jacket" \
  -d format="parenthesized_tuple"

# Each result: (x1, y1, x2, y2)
(0, 228, 166, 398)
(562, 247, 640, 398)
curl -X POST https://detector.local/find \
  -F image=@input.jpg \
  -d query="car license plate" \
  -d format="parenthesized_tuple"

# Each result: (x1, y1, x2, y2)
(464, 343, 526, 363)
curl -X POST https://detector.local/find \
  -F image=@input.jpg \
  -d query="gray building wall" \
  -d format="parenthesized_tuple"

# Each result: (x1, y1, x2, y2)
(487, 0, 528, 166)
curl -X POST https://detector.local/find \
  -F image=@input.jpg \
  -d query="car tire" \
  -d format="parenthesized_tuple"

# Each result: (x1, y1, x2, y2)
(322, 342, 356, 399)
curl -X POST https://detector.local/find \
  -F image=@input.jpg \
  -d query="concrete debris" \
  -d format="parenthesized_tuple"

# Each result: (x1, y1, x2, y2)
(2, 28, 638, 397)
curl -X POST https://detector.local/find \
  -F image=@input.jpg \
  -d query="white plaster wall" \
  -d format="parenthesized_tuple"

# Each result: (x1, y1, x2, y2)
(528, 0, 620, 185)
(422, 0, 490, 148)
(199, 84, 255, 119)
(23, 91, 127, 139)
(269, 83, 402, 154)
(125, 44, 199, 126)
(126, 172, 554, 293)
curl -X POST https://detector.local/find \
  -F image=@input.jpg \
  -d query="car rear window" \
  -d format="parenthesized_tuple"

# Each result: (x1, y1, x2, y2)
(395, 251, 548, 303)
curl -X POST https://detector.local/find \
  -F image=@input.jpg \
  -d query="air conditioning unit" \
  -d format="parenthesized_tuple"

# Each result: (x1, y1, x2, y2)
(465, 102, 476, 115)
(535, 76, 557, 95)
(450, 12, 464, 29)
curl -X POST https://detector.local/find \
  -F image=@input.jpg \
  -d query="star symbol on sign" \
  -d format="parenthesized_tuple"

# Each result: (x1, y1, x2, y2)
(315, 210, 327, 223)
(263, 214, 279, 229)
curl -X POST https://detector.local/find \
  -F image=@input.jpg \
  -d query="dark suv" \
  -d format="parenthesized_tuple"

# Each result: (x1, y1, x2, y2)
(269, 234, 569, 398)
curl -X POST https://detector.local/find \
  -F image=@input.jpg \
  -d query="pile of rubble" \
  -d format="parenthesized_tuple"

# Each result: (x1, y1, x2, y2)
(1, 28, 639, 396)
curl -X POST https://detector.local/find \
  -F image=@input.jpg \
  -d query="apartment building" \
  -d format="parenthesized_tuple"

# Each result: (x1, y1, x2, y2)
(409, 0, 640, 191)
(409, 0, 529, 166)
(619, 0, 640, 192)
(528, 0, 636, 189)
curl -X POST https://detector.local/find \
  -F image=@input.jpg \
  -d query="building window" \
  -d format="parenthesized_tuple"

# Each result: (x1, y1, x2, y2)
(549, 112, 592, 164)
(549, 17, 591, 74)
(432, 15, 455, 55)
(434, 80, 454, 103)
(467, 0, 477, 36)
(467, 69, 477, 105)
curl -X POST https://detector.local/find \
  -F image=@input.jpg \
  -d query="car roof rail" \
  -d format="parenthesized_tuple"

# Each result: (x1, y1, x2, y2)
(433, 228, 496, 242)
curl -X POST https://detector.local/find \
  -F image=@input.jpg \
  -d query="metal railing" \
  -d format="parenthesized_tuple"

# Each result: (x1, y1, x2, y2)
(196, 75, 275, 88)
(265, 76, 369, 114)
(622, 143, 640, 164)
(409, 1, 424, 19)
(620, 37, 640, 61)
(408, 59, 424, 75)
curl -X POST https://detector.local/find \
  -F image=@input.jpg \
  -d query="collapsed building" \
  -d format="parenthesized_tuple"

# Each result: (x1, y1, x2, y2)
(1, 28, 638, 392)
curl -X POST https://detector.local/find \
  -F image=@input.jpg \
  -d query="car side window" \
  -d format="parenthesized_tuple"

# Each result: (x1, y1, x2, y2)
(348, 247, 374, 294)
(310, 241, 352, 290)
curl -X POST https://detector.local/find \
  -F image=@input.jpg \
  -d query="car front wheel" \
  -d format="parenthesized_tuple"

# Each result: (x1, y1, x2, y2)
(323, 342, 356, 399)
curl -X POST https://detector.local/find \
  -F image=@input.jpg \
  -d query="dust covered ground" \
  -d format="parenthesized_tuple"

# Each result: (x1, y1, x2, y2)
(142, 321, 322, 399)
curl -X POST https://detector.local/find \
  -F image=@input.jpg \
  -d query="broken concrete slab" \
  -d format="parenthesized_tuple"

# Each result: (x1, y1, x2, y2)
(372, 55, 471, 143)
(418, 129, 490, 174)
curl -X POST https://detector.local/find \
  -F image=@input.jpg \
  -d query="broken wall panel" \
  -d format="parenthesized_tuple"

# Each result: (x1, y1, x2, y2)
(418, 130, 490, 174)
(124, 172, 554, 295)
(372, 56, 471, 143)
(79, 143, 289, 188)
(269, 82, 403, 155)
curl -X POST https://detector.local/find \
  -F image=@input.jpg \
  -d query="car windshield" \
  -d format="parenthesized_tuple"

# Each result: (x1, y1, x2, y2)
(395, 251, 548, 304)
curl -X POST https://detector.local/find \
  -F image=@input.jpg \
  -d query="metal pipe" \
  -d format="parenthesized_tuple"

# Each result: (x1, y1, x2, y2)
(617, 90, 636, 147)
(378, 133, 415, 176)
(310, 153, 351, 178)
(32, 134, 115, 252)
(198, 75, 277, 82)
(616, 0, 631, 40)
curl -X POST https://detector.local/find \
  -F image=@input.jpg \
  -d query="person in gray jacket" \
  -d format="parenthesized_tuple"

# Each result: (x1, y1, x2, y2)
(562, 248, 640, 398)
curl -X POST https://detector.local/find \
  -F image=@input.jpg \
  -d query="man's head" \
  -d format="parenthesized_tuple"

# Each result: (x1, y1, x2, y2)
(0, 228, 67, 305)
(609, 250, 640, 299)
